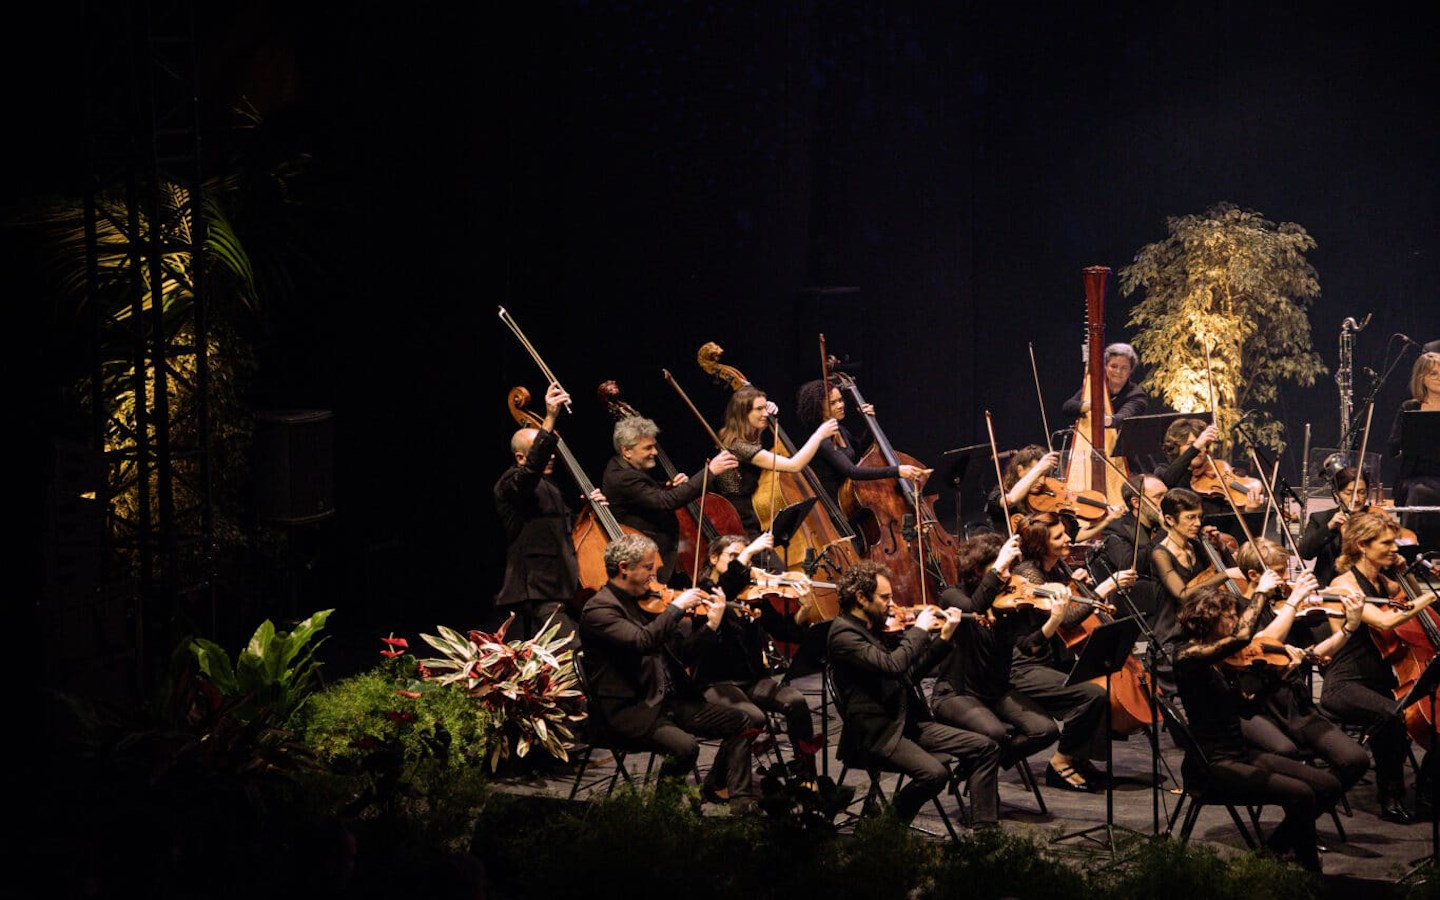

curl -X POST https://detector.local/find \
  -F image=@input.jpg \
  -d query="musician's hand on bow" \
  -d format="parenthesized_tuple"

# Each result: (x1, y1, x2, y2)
(1327, 508, 1351, 532)
(741, 531, 774, 565)
(1288, 571, 1320, 607)
(898, 464, 927, 482)
(992, 533, 1024, 576)
(708, 451, 739, 476)
(1194, 424, 1220, 454)
(543, 382, 570, 426)
(1114, 568, 1139, 591)
(815, 418, 841, 441)
(1256, 568, 1283, 596)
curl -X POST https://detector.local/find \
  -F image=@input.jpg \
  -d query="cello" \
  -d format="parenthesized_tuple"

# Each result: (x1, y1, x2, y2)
(696, 341, 864, 624)
(507, 387, 651, 612)
(826, 361, 961, 604)
(1054, 557, 1160, 736)
(596, 379, 747, 587)
(1061, 266, 1129, 510)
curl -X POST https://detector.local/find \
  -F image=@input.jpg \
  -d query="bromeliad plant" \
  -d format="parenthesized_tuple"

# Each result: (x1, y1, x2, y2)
(416, 612, 585, 772)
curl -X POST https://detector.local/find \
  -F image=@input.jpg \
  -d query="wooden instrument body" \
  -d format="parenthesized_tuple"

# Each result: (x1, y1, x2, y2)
(1062, 266, 1129, 509)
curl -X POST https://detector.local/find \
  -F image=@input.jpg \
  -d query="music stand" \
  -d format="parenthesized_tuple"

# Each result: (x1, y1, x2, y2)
(1112, 411, 1213, 476)
(1053, 616, 1146, 855)
(769, 497, 819, 566)
(1202, 509, 1269, 546)
(937, 444, 1009, 535)
(1397, 653, 1440, 878)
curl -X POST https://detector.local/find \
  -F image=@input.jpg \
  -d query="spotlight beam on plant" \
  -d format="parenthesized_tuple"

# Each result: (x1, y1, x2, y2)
(1119, 202, 1326, 452)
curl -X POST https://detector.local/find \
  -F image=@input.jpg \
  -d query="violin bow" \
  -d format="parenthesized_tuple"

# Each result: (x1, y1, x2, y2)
(985, 410, 1014, 537)
(820, 333, 834, 441)
(1205, 453, 1260, 549)
(662, 368, 725, 447)
(498, 306, 571, 414)
(1349, 400, 1376, 512)
(1028, 342, 1055, 455)
(693, 459, 711, 583)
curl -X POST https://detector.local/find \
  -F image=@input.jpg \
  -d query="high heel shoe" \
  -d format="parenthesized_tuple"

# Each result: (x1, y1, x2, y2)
(1044, 763, 1092, 793)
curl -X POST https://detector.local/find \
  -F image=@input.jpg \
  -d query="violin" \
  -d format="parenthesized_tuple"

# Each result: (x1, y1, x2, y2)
(1337, 500, 1421, 548)
(736, 568, 836, 603)
(1266, 583, 1409, 620)
(1221, 637, 1303, 672)
(990, 572, 1116, 616)
(635, 584, 760, 620)
(1190, 458, 1265, 507)
(1026, 475, 1115, 523)
(883, 603, 982, 633)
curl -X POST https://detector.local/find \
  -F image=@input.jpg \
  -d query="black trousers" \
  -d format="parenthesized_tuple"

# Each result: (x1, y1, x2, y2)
(882, 720, 1001, 825)
(1240, 710, 1370, 795)
(1320, 677, 1411, 799)
(650, 698, 756, 800)
(1009, 658, 1109, 761)
(1186, 749, 1342, 873)
(932, 689, 1060, 766)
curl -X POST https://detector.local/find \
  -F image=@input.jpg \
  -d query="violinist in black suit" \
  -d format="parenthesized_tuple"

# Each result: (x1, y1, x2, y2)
(1296, 465, 1368, 590)
(494, 383, 603, 639)
(578, 533, 759, 812)
(825, 559, 1001, 826)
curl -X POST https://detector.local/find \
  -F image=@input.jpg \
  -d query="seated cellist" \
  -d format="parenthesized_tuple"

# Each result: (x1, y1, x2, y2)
(1319, 510, 1440, 823)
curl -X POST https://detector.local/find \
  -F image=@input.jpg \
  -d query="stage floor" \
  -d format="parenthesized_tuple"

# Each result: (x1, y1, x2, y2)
(497, 670, 1438, 894)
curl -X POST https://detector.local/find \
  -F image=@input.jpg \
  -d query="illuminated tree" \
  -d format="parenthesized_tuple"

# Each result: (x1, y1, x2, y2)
(1118, 202, 1326, 452)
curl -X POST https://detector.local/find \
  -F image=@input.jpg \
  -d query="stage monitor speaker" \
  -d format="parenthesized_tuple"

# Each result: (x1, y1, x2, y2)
(254, 409, 334, 524)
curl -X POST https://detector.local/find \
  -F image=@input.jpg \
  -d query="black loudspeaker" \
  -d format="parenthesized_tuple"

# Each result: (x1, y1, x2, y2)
(254, 410, 335, 524)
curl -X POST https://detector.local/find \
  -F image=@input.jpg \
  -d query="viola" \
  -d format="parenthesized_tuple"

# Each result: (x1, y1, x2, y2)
(1027, 475, 1114, 523)
(1190, 458, 1265, 507)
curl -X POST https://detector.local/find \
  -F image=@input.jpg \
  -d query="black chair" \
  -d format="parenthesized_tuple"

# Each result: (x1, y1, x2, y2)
(824, 666, 966, 841)
(566, 648, 661, 800)
(1155, 696, 1260, 848)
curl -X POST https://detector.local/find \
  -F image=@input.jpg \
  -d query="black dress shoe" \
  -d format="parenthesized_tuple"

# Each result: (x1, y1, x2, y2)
(1045, 763, 1093, 793)
(1380, 797, 1415, 824)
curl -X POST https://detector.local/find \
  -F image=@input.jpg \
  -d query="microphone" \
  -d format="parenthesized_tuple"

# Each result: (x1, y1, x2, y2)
(902, 514, 916, 541)
(1397, 333, 1422, 348)
(802, 547, 817, 575)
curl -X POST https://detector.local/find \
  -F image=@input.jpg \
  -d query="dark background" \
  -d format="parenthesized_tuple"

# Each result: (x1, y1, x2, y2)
(12, 2, 1437, 663)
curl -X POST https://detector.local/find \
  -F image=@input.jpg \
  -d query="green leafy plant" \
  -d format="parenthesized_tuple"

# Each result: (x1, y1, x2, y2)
(188, 607, 334, 726)
(416, 612, 585, 771)
(1119, 202, 1326, 452)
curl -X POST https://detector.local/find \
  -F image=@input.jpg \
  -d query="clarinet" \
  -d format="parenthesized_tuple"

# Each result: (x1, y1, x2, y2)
(1336, 314, 1372, 451)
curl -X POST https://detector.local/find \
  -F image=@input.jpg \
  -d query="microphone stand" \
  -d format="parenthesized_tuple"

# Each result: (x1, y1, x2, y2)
(1339, 337, 1415, 454)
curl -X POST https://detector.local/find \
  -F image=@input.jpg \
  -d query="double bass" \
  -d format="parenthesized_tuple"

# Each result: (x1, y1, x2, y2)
(697, 342, 864, 625)
(1061, 266, 1129, 510)
(597, 379, 747, 586)
(827, 364, 960, 603)
(507, 387, 648, 612)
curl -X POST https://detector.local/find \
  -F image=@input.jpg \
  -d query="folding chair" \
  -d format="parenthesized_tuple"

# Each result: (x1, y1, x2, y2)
(824, 666, 966, 841)
(566, 649, 661, 800)
(1156, 696, 1260, 848)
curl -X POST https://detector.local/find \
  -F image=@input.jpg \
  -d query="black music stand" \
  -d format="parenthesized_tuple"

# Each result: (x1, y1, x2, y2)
(1397, 653, 1440, 879)
(1053, 616, 1146, 856)
(769, 497, 819, 567)
(1202, 509, 1268, 546)
(937, 444, 1008, 536)
(1112, 410, 1214, 476)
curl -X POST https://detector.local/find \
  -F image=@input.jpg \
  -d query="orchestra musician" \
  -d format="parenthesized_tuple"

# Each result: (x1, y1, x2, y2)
(602, 416, 739, 586)
(930, 532, 1063, 780)
(1008, 512, 1137, 791)
(1149, 487, 1249, 661)
(1388, 351, 1440, 549)
(826, 559, 1001, 827)
(1156, 419, 1265, 536)
(1318, 510, 1440, 823)
(494, 382, 605, 640)
(577, 533, 760, 813)
(688, 532, 822, 782)
(1060, 341, 1149, 430)
(794, 378, 926, 518)
(1231, 539, 1370, 805)
(1091, 473, 1168, 621)
(1297, 465, 1370, 592)
(711, 385, 839, 541)
(986, 445, 1119, 543)
(1172, 580, 1345, 873)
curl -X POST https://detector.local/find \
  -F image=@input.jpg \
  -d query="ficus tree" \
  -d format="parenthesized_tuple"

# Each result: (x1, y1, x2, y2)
(1118, 202, 1327, 453)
